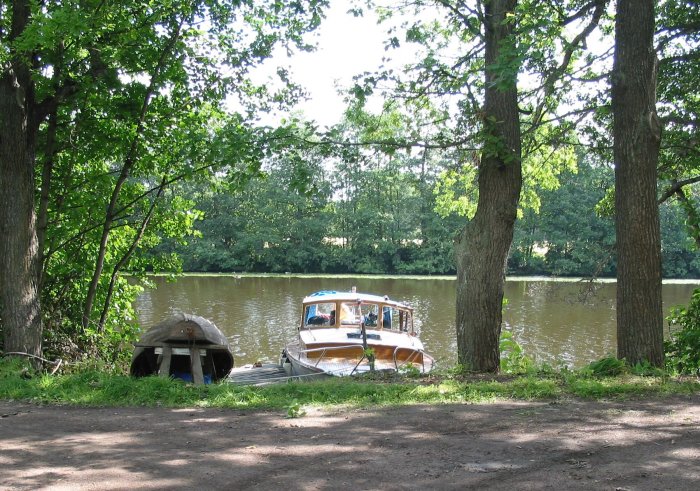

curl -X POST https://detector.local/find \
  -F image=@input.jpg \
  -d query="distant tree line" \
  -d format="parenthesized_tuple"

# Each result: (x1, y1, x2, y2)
(153, 153, 700, 279)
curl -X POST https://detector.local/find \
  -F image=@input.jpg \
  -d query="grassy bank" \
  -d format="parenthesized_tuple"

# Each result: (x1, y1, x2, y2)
(1, 359, 698, 412)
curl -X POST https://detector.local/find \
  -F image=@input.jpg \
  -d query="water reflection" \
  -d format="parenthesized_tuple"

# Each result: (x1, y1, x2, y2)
(133, 276, 700, 369)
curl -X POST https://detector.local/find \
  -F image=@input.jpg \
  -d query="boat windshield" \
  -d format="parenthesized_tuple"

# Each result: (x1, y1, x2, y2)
(302, 298, 413, 332)
(380, 306, 411, 332)
(303, 302, 336, 327)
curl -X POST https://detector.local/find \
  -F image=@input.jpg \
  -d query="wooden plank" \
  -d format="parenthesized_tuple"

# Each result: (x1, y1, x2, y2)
(134, 342, 229, 350)
(228, 364, 290, 386)
(159, 346, 172, 378)
(155, 347, 207, 356)
(190, 347, 204, 385)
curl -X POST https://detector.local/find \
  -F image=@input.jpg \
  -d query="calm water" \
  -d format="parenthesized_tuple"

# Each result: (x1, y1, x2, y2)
(133, 276, 700, 368)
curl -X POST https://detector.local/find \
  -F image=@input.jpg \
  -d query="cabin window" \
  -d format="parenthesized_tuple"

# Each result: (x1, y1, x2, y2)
(380, 307, 411, 331)
(382, 307, 396, 329)
(399, 309, 411, 332)
(338, 302, 361, 325)
(360, 304, 380, 326)
(304, 302, 336, 327)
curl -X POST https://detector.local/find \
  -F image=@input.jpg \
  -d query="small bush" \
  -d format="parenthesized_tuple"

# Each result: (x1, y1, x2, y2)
(630, 360, 666, 377)
(666, 288, 700, 375)
(587, 357, 627, 377)
(398, 363, 421, 378)
(286, 399, 306, 418)
(499, 330, 534, 374)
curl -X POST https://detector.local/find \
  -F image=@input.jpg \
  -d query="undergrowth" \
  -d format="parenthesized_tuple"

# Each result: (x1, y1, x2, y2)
(666, 288, 700, 376)
(1, 357, 697, 411)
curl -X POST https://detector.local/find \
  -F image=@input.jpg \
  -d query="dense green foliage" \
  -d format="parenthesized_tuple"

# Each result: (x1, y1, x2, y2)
(656, 1, 700, 229)
(0, 0, 328, 363)
(666, 288, 700, 375)
(145, 0, 700, 281)
(153, 112, 465, 275)
(153, 156, 700, 278)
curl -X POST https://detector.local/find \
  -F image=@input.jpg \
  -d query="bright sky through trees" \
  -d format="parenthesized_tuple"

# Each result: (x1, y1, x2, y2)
(287, 3, 386, 126)
(252, 2, 412, 127)
(255, 1, 613, 131)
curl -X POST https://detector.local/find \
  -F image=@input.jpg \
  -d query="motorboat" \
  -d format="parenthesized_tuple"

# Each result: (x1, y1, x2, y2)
(281, 289, 434, 377)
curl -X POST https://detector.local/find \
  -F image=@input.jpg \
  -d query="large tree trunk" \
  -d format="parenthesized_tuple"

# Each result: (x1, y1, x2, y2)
(455, 0, 522, 372)
(0, 0, 43, 358)
(612, 0, 664, 366)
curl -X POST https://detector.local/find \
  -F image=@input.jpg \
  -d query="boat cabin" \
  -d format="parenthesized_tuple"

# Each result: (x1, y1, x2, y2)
(300, 291, 414, 334)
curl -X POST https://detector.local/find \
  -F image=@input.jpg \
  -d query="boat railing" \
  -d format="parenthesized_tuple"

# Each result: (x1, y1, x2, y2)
(393, 346, 427, 373)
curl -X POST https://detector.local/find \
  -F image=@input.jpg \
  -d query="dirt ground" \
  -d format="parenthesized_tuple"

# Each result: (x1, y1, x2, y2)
(1, 395, 699, 491)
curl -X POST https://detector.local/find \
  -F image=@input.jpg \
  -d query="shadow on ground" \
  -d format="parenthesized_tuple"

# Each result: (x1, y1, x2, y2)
(1, 395, 698, 490)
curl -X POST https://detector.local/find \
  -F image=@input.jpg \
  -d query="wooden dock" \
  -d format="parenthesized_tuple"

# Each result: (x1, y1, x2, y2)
(227, 364, 294, 386)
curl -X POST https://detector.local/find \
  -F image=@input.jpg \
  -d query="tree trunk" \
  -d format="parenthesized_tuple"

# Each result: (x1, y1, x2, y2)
(455, 0, 522, 372)
(612, 0, 664, 367)
(37, 109, 58, 289)
(0, 0, 43, 358)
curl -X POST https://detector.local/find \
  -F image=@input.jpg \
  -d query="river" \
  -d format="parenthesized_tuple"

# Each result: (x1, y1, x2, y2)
(133, 275, 700, 369)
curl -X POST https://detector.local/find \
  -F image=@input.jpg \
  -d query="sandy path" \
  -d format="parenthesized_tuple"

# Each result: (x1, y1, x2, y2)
(1, 395, 699, 490)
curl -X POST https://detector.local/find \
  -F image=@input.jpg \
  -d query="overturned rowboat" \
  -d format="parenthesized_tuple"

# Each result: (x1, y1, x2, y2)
(130, 313, 234, 384)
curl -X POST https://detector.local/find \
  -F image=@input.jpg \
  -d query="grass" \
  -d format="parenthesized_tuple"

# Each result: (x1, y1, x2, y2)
(1, 358, 698, 411)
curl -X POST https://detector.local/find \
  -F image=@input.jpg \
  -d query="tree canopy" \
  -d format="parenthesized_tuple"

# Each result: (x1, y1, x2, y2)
(1, 0, 328, 362)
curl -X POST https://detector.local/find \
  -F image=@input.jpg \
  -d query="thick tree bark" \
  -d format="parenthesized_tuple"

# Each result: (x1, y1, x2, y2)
(612, 0, 664, 366)
(455, 0, 522, 372)
(0, 0, 43, 358)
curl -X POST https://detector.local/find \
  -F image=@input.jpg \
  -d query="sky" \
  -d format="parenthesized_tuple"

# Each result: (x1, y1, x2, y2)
(259, 2, 407, 128)
(248, 2, 613, 130)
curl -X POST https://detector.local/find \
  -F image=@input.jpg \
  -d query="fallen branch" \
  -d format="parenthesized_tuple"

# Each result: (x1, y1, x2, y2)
(1, 351, 63, 366)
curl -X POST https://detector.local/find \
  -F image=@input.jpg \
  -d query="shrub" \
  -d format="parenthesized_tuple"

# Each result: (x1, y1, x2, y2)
(500, 330, 534, 374)
(587, 356, 627, 377)
(666, 288, 700, 375)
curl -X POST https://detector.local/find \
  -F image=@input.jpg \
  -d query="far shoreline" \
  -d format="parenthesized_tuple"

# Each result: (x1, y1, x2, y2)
(131, 272, 700, 284)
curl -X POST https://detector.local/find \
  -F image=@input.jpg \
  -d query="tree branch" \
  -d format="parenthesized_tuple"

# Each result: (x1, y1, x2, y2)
(82, 14, 186, 328)
(525, 0, 606, 136)
(658, 176, 700, 204)
(97, 175, 168, 331)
